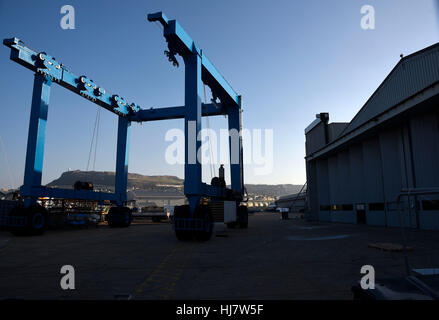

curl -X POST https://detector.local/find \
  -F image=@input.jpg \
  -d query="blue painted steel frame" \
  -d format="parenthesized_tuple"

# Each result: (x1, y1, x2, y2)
(4, 12, 243, 212)
(17, 71, 128, 206)
(147, 12, 240, 107)
(132, 103, 224, 122)
(21, 73, 51, 206)
(183, 53, 203, 212)
(3, 38, 139, 117)
(148, 12, 244, 216)
(115, 117, 131, 204)
(2, 38, 228, 122)
(228, 96, 244, 193)
(3, 38, 134, 206)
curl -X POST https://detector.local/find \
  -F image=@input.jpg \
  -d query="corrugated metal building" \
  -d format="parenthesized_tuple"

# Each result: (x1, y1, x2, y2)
(276, 192, 307, 213)
(305, 43, 439, 230)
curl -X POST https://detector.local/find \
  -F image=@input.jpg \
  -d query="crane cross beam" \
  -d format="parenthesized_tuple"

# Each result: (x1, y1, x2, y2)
(147, 12, 240, 108)
(3, 37, 139, 117)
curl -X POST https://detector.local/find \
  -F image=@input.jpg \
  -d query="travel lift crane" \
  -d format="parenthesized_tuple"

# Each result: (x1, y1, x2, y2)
(3, 12, 247, 240)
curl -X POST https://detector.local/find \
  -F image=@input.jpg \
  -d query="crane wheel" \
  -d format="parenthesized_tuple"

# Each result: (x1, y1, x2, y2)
(174, 205, 214, 241)
(107, 207, 132, 228)
(226, 221, 237, 229)
(8, 204, 48, 236)
(238, 205, 248, 229)
(175, 230, 193, 241)
(194, 205, 214, 242)
(174, 205, 193, 241)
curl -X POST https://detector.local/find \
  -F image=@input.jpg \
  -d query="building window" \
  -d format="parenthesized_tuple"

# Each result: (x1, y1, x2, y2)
(369, 203, 385, 211)
(422, 200, 439, 211)
(332, 205, 342, 211)
(342, 204, 354, 211)
(320, 205, 331, 211)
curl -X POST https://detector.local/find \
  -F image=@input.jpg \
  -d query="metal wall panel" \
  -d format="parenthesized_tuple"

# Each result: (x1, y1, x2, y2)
(343, 44, 439, 135)
(327, 153, 357, 223)
(327, 155, 340, 205)
(328, 123, 348, 143)
(348, 144, 365, 204)
(379, 128, 404, 201)
(419, 210, 439, 230)
(316, 158, 331, 221)
(338, 150, 352, 203)
(400, 124, 415, 189)
(305, 122, 326, 156)
(306, 160, 319, 221)
(362, 138, 386, 226)
(410, 111, 439, 188)
(379, 128, 406, 227)
(361, 138, 385, 202)
(332, 211, 356, 224)
(305, 43, 439, 230)
(366, 210, 386, 226)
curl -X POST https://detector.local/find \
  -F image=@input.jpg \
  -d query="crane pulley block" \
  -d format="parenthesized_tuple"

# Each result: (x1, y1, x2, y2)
(78, 76, 102, 102)
(3, 37, 140, 118)
(36, 52, 62, 81)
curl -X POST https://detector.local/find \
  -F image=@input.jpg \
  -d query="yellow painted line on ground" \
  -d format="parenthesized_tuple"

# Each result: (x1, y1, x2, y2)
(131, 243, 195, 300)
(160, 246, 193, 300)
(131, 245, 179, 299)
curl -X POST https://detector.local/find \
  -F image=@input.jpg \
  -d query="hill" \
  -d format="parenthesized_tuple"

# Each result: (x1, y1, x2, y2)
(47, 170, 303, 197)
(48, 170, 183, 190)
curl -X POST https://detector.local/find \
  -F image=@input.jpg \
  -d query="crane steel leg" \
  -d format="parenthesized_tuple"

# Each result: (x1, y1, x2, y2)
(115, 116, 131, 205)
(107, 116, 133, 228)
(183, 53, 203, 214)
(23, 73, 52, 207)
(228, 97, 244, 194)
(227, 98, 247, 228)
(173, 52, 213, 241)
(8, 73, 52, 235)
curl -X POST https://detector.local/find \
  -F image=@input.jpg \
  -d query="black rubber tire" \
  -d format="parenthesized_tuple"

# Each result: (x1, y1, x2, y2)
(194, 205, 214, 242)
(9, 204, 48, 236)
(238, 205, 248, 229)
(107, 207, 132, 228)
(226, 221, 238, 229)
(174, 205, 193, 241)
(107, 207, 119, 228)
(122, 209, 132, 227)
(175, 229, 193, 241)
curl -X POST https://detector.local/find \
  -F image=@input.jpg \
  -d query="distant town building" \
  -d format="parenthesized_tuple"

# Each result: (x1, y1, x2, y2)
(276, 192, 307, 213)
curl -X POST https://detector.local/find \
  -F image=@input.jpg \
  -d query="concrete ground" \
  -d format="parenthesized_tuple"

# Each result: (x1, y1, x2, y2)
(1, 212, 439, 300)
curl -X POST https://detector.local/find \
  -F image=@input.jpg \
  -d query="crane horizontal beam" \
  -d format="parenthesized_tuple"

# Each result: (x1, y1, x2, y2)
(132, 103, 224, 122)
(3, 37, 141, 117)
(4, 37, 226, 122)
(147, 12, 240, 108)
(20, 186, 120, 202)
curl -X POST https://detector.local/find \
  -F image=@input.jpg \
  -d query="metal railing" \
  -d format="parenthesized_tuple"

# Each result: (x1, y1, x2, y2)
(397, 187, 439, 276)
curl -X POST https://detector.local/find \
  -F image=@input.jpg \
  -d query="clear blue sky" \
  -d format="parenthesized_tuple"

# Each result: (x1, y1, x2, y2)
(0, 0, 438, 189)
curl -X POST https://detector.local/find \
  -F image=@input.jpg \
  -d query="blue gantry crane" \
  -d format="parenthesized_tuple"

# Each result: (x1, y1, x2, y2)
(2, 12, 247, 240)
